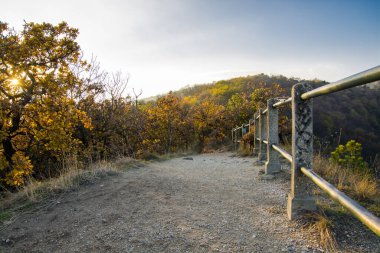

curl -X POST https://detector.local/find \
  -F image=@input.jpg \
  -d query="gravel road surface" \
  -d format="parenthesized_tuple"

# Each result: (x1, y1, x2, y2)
(0, 152, 378, 252)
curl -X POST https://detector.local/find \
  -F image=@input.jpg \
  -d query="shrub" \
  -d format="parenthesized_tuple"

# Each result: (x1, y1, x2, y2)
(330, 140, 368, 173)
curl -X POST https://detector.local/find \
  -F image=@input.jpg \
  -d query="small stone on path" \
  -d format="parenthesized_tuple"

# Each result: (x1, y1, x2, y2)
(260, 174, 275, 180)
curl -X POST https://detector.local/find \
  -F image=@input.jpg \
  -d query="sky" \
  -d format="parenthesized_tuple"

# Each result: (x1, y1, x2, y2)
(1, 0, 379, 97)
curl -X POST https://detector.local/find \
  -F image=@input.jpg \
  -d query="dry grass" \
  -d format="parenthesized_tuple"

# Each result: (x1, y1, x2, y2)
(23, 161, 118, 201)
(313, 154, 379, 201)
(237, 142, 252, 157)
(306, 211, 338, 252)
(308, 155, 380, 251)
(0, 157, 141, 218)
(353, 176, 378, 200)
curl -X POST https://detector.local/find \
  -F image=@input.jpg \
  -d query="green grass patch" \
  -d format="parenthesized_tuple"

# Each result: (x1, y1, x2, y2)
(0, 209, 13, 223)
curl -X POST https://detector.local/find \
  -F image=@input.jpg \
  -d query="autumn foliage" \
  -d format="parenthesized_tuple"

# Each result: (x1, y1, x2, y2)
(2, 21, 379, 189)
(0, 21, 92, 187)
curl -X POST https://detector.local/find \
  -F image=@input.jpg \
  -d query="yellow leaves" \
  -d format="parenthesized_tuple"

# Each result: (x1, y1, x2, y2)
(20, 93, 92, 156)
(12, 151, 33, 173)
(183, 96, 197, 105)
(5, 170, 25, 186)
(192, 101, 225, 132)
(11, 133, 30, 150)
(138, 93, 196, 154)
(0, 21, 97, 188)
(4, 151, 33, 187)
(210, 84, 229, 96)
(75, 109, 93, 130)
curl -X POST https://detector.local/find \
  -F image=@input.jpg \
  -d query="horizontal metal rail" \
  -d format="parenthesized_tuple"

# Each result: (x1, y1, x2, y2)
(301, 167, 380, 237)
(273, 97, 291, 108)
(301, 65, 380, 100)
(256, 138, 268, 145)
(256, 109, 268, 119)
(272, 144, 293, 163)
(231, 65, 380, 236)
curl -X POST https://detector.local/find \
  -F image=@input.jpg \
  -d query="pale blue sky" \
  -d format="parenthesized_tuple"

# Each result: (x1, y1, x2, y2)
(1, 0, 379, 97)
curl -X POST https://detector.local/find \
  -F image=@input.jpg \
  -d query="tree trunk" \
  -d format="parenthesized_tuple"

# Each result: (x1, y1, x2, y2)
(2, 113, 21, 168)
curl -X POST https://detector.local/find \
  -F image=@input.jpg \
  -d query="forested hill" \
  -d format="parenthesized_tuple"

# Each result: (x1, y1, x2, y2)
(165, 74, 380, 158)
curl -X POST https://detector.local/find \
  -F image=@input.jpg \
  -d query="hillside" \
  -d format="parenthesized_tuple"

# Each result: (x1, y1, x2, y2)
(1, 20, 379, 253)
(164, 74, 380, 159)
(1, 21, 378, 191)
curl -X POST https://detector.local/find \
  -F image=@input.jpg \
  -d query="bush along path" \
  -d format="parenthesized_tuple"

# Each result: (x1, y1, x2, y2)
(0, 152, 379, 252)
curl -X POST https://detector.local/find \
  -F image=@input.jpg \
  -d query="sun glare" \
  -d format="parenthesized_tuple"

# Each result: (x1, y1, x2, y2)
(10, 78, 19, 86)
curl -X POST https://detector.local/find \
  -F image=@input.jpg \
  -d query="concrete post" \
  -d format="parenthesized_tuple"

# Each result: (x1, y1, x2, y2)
(241, 124, 245, 149)
(258, 109, 267, 163)
(248, 119, 253, 153)
(231, 129, 234, 149)
(253, 113, 259, 155)
(265, 98, 281, 174)
(233, 129, 237, 151)
(287, 83, 316, 220)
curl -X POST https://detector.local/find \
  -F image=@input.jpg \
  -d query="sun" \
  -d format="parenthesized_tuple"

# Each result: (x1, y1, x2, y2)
(9, 78, 19, 86)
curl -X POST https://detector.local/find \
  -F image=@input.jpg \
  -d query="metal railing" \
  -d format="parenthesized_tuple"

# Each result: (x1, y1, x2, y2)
(231, 123, 250, 150)
(231, 65, 380, 236)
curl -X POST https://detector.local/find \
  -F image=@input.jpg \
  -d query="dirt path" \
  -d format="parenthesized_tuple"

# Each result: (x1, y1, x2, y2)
(0, 153, 378, 252)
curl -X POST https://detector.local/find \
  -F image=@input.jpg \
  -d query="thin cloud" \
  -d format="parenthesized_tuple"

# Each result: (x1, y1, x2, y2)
(1, 0, 379, 97)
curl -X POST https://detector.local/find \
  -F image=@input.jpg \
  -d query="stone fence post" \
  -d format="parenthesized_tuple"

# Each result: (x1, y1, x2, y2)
(232, 128, 236, 151)
(265, 98, 281, 174)
(258, 108, 267, 163)
(287, 83, 316, 219)
(253, 113, 259, 155)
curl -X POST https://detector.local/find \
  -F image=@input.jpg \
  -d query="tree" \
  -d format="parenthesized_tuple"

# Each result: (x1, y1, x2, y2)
(142, 92, 192, 154)
(0, 21, 91, 187)
(250, 83, 285, 111)
(192, 100, 225, 151)
(226, 93, 252, 127)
